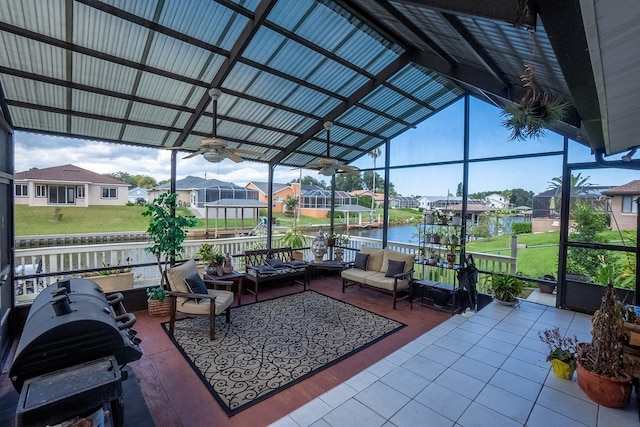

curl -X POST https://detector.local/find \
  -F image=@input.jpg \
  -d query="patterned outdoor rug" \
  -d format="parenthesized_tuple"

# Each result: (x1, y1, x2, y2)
(162, 290, 405, 416)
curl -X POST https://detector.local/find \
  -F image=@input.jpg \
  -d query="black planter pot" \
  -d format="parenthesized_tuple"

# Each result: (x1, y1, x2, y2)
(538, 283, 556, 294)
(428, 288, 451, 307)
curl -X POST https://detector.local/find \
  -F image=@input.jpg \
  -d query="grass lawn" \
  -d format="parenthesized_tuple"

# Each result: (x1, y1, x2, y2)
(15, 205, 423, 236)
(15, 205, 153, 235)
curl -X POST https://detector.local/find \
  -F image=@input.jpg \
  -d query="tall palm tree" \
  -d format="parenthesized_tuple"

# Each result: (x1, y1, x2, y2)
(369, 148, 381, 220)
(546, 172, 597, 214)
(547, 172, 594, 194)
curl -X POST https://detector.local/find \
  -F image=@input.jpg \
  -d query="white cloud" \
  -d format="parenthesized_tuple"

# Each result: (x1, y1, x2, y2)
(14, 132, 309, 186)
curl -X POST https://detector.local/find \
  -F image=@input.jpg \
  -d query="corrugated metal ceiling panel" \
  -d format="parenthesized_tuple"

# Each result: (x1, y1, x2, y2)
(128, 102, 189, 129)
(102, 0, 158, 21)
(121, 125, 170, 146)
(135, 72, 198, 106)
(11, 106, 67, 134)
(0, 34, 67, 80)
(393, 3, 484, 68)
(0, 0, 65, 39)
(3, 77, 66, 111)
(74, 2, 148, 63)
(159, 0, 248, 50)
(71, 116, 123, 141)
(72, 89, 128, 120)
(146, 32, 225, 81)
(224, 62, 295, 105)
(73, 53, 137, 94)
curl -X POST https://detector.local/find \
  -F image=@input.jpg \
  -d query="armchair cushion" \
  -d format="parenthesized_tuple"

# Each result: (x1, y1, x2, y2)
(178, 289, 234, 316)
(184, 272, 208, 304)
(167, 259, 198, 294)
(385, 260, 406, 278)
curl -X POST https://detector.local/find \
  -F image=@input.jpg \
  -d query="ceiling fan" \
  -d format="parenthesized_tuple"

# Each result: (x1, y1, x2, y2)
(183, 88, 266, 163)
(306, 121, 360, 176)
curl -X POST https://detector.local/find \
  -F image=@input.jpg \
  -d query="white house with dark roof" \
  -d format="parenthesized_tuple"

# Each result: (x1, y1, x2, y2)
(14, 164, 129, 207)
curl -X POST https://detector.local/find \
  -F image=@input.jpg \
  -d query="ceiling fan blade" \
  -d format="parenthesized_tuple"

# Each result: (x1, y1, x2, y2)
(225, 151, 245, 163)
(183, 148, 206, 159)
(231, 147, 266, 158)
(340, 164, 360, 175)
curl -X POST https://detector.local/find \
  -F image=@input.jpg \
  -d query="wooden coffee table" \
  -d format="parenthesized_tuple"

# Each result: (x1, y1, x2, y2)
(204, 271, 245, 306)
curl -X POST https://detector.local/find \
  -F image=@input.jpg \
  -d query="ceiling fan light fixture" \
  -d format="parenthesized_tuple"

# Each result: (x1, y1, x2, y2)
(318, 167, 335, 176)
(208, 88, 221, 101)
(203, 151, 225, 163)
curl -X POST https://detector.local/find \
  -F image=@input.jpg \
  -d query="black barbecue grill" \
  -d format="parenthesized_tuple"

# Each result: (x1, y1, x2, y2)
(10, 278, 143, 426)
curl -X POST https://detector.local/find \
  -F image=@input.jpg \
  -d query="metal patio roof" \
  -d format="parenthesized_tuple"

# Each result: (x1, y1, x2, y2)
(1, 0, 638, 169)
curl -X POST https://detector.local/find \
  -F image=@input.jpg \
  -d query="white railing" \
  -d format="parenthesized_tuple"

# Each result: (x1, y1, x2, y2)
(13, 234, 516, 303)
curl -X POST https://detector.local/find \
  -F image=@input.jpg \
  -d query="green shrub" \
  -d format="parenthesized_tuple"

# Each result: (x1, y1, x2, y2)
(512, 222, 531, 234)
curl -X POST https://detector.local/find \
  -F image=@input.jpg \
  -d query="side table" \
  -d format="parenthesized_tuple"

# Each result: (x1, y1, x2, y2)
(307, 261, 352, 282)
(204, 271, 245, 306)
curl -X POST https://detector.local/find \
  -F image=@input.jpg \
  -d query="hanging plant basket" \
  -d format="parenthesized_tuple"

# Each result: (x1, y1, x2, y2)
(502, 64, 568, 141)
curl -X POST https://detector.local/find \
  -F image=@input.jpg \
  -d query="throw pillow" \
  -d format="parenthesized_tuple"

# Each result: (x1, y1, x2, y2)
(385, 260, 406, 278)
(255, 265, 277, 274)
(184, 272, 208, 304)
(265, 258, 286, 268)
(286, 260, 307, 267)
(354, 252, 369, 270)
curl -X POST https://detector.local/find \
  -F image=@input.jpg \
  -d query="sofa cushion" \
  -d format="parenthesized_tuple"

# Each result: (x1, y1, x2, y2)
(341, 268, 377, 284)
(254, 265, 278, 274)
(364, 273, 411, 292)
(385, 260, 405, 278)
(381, 249, 415, 274)
(286, 260, 307, 267)
(265, 258, 287, 268)
(353, 252, 369, 270)
(360, 246, 384, 272)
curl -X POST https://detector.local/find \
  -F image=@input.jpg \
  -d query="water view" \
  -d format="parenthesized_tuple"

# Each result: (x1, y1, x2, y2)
(350, 216, 530, 244)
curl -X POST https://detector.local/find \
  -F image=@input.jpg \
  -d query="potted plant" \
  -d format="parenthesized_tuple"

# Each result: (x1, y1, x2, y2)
(146, 286, 170, 317)
(487, 273, 525, 305)
(333, 234, 350, 261)
(85, 261, 134, 292)
(539, 274, 557, 294)
(538, 326, 579, 379)
(195, 243, 226, 275)
(142, 192, 197, 286)
(576, 256, 632, 408)
(281, 220, 306, 260)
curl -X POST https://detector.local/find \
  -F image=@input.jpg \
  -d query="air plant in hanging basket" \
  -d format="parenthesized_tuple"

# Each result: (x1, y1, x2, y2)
(502, 64, 568, 141)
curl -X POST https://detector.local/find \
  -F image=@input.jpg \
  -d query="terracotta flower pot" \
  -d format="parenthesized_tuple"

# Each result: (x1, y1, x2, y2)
(576, 360, 632, 408)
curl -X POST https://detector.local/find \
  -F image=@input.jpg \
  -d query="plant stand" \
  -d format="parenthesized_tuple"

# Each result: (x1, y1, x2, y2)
(148, 298, 171, 317)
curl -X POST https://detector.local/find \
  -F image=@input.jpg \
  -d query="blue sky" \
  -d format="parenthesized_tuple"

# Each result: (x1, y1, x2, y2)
(14, 97, 637, 197)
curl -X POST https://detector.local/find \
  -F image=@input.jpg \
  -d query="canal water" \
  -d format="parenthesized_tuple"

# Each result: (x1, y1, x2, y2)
(350, 216, 529, 243)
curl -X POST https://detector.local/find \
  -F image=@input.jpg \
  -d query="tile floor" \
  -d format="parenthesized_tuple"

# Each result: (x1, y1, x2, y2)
(269, 300, 640, 427)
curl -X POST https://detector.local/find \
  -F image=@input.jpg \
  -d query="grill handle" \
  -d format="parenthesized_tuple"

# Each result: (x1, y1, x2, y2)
(115, 313, 136, 330)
